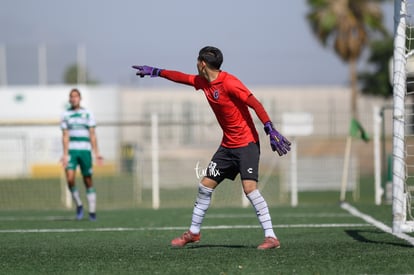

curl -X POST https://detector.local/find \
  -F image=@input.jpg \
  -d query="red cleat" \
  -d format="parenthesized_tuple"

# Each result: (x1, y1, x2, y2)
(257, 237, 281, 250)
(171, 231, 201, 247)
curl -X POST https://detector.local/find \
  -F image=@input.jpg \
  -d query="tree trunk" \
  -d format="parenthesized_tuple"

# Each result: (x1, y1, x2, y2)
(350, 59, 358, 120)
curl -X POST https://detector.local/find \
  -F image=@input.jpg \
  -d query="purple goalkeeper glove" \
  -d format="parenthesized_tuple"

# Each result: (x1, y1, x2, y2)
(132, 65, 162, 78)
(264, 121, 291, 156)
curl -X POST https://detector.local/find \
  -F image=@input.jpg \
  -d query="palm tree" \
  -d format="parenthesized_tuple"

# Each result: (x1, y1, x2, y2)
(358, 35, 393, 98)
(306, 0, 387, 119)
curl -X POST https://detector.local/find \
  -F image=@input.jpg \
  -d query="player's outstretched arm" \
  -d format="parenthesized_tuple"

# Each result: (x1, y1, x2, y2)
(132, 65, 162, 78)
(264, 121, 291, 156)
(132, 65, 196, 86)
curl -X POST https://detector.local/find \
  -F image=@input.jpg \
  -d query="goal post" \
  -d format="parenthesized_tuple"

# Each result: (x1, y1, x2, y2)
(392, 0, 414, 233)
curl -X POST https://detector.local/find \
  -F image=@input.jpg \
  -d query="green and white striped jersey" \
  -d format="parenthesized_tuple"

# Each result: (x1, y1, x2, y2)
(61, 108, 96, 151)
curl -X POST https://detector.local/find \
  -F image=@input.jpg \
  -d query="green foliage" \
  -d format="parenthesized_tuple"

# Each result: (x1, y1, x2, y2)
(63, 64, 99, 85)
(306, 0, 334, 46)
(307, 0, 326, 8)
(306, 0, 387, 60)
(358, 36, 393, 98)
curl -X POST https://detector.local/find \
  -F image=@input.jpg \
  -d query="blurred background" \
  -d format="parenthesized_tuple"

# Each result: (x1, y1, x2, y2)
(0, 0, 399, 210)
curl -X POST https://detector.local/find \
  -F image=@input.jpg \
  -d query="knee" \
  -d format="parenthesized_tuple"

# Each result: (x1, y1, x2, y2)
(200, 177, 217, 190)
(83, 176, 93, 188)
(242, 180, 258, 195)
(66, 176, 75, 186)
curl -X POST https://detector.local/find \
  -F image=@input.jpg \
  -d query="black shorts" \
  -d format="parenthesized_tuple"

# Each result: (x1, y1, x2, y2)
(205, 142, 260, 184)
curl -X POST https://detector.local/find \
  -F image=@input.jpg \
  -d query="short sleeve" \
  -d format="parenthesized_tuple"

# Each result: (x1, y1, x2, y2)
(60, 113, 68, 130)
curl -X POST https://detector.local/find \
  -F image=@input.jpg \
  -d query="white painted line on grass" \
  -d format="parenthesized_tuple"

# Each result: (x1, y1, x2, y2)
(0, 212, 352, 222)
(0, 216, 72, 221)
(0, 223, 371, 234)
(341, 202, 414, 246)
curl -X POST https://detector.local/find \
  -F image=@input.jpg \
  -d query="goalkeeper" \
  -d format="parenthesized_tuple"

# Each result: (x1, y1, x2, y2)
(132, 46, 291, 250)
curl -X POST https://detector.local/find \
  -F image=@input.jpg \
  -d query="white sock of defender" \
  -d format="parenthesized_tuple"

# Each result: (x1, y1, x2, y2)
(247, 189, 277, 239)
(70, 186, 82, 207)
(86, 187, 97, 213)
(189, 183, 213, 234)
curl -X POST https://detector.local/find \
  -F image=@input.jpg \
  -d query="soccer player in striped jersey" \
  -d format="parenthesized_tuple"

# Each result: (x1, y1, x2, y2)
(61, 88, 103, 221)
(132, 46, 291, 250)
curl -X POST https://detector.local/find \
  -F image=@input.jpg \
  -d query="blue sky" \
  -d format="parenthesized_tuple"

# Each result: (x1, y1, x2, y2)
(0, 0, 395, 86)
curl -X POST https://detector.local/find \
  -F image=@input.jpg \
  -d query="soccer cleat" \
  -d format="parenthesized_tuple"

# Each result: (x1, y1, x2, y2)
(257, 237, 281, 250)
(76, 205, 84, 220)
(89, 213, 96, 221)
(171, 231, 201, 247)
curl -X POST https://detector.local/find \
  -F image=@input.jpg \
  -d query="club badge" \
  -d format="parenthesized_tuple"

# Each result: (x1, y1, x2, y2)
(213, 90, 219, 100)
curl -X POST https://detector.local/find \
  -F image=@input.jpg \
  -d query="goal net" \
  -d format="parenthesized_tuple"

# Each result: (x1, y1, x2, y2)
(393, 0, 414, 233)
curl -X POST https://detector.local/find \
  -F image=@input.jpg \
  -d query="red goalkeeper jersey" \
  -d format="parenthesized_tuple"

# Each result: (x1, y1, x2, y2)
(160, 70, 270, 148)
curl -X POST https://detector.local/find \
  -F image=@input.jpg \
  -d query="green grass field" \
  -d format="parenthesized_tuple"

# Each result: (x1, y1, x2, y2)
(1, 201, 413, 275)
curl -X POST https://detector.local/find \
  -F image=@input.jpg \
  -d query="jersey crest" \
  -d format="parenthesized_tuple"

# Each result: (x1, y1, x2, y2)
(213, 90, 219, 100)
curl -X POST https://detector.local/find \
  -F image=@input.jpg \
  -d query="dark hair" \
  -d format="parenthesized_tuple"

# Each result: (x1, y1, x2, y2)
(70, 88, 81, 97)
(198, 46, 223, 70)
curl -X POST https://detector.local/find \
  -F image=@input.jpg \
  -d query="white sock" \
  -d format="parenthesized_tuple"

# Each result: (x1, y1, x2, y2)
(247, 189, 277, 239)
(86, 187, 96, 213)
(189, 183, 213, 234)
(70, 186, 82, 207)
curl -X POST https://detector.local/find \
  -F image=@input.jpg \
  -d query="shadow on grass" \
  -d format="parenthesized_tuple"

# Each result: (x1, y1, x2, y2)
(50, 217, 77, 221)
(345, 229, 413, 248)
(177, 244, 254, 249)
